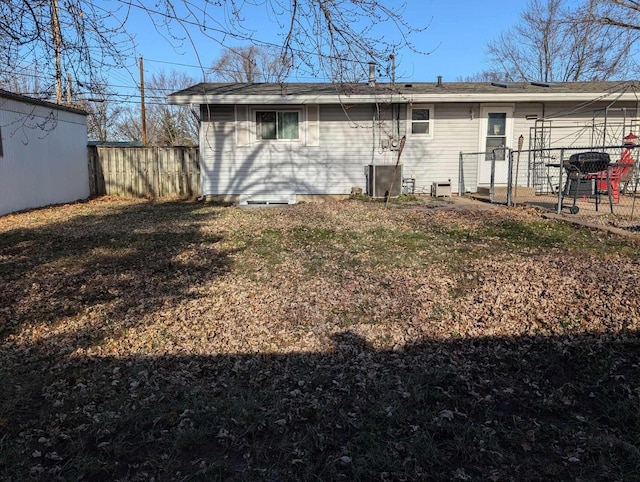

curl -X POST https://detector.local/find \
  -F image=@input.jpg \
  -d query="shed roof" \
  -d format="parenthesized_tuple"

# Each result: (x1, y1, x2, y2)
(168, 81, 640, 105)
(0, 89, 87, 115)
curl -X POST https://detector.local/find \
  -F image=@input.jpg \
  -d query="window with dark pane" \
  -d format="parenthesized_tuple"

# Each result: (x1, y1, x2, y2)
(411, 108, 430, 134)
(256, 111, 299, 140)
(278, 112, 299, 139)
(485, 112, 507, 160)
(487, 113, 506, 136)
(257, 112, 277, 140)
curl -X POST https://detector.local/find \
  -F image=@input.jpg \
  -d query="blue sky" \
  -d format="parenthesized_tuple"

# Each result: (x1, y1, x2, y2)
(127, 1, 523, 86)
(394, 1, 521, 82)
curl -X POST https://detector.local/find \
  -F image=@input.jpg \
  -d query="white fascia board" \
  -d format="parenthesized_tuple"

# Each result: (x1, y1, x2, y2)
(167, 94, 398, 105)
(407, 93, 640, 103)
(168, 91, 639, 105)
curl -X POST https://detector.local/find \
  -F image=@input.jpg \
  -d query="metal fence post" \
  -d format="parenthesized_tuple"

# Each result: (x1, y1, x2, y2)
(506, 148, 513, 206)
(557, 148, 564, 214)
(490, 151, 496, 203)
(458, 151, 464, 195)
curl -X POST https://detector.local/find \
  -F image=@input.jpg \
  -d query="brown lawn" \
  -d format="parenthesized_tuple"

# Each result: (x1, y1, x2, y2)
(1, 197, 639, 481)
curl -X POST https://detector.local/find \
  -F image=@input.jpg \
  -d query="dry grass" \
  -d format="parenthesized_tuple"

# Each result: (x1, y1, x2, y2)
(1, 197, 639, 481)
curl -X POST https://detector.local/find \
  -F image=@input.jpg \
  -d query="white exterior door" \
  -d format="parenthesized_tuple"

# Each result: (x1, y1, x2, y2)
(478, 105, 514, 185)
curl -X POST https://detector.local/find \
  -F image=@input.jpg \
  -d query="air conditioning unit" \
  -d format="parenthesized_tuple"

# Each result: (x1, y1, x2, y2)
(366, 164, 402, 198)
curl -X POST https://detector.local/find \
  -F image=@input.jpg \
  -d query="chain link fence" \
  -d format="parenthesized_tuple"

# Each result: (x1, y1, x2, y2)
(460, 145, 640, 223)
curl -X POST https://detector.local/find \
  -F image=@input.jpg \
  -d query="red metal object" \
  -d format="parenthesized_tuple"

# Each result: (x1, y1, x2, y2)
(596, 149, 634, 202)
(624, 132, 638, 148)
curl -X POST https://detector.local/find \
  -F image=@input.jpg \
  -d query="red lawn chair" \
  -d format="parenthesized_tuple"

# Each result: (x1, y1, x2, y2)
(596, 149, 634, 203)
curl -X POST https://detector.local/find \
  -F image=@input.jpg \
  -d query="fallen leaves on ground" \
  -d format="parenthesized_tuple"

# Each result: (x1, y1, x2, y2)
(1, 197, 639, 481)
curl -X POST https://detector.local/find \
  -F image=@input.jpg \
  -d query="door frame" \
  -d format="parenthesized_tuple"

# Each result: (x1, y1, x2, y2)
(477, 104, 514, 185)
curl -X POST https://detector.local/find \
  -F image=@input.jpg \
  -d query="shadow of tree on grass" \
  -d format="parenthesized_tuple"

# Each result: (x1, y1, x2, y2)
(1, 200, 640, 481)
(0, 200, 234, 347)
(2, 330, 639, 481)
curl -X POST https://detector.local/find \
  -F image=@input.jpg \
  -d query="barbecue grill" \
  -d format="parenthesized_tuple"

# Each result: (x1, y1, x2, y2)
(562, 151, 612, 214)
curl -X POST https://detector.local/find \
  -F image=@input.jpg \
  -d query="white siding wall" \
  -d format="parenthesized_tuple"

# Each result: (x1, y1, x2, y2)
(0, 98, 89, 216)
(201, 104, 380, 197)
(201, 103, 486, 196)
(401, 103, 480, 193)
(532, 101, 638, 149)
(199, 100, 638, 197)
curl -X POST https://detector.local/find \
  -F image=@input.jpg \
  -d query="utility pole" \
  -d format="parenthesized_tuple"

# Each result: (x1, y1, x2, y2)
(66, 73, 72, 104)
(50, 0, 63, 103)
(139, 56, 147, 145)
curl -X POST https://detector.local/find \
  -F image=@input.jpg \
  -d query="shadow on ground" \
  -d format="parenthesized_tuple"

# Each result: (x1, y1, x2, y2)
(1, 200, 639, 481)
(2, 330, 639, 481)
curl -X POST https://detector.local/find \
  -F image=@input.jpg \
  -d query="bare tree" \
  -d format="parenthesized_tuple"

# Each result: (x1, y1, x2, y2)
(457, 71, 511, 83)
(0, 0, 134, 103)
(84, 100, 126, 143)
(211, 45, 291, 83)
(591, 0, 640, 31)
(484, 0, 637, 82)
(0, 62, 45, 98)
(2, 1, 424, 101)
(116, 70, 199, 146)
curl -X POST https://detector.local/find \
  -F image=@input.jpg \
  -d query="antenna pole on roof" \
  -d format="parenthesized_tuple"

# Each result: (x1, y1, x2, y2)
(390, 54, 395, 87)
(368, 62, 376, 87)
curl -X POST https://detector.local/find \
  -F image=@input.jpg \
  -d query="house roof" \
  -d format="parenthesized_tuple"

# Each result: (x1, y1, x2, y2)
(168, 80, 640, 105)
(0, 89, 87, 115)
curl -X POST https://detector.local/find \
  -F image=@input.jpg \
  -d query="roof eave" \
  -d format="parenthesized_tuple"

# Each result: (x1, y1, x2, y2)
(167, 92, 640, 105)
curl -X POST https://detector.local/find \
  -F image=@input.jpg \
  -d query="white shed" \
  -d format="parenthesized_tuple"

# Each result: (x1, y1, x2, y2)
(0, 90, 89, 216)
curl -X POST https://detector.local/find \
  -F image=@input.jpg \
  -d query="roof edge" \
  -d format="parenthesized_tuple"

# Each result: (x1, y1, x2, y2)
(168, 92, 640, 106)
(0, 89, 88, 115)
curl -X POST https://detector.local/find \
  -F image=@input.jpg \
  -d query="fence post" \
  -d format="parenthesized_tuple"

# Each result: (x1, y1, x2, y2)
(458, 151, 464, 195)
(557, 148, 564, 214)
(87, 146, 97, 196)
(490, 151, 496, 203)
(506, 148, 513, 206)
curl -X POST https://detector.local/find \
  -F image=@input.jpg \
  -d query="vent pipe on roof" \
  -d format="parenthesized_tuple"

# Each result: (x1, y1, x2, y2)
(437, 75, 443, 87)
(368, 62, 376, 87)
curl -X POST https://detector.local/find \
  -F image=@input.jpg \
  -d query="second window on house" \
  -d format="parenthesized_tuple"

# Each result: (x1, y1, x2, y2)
(256, 111, 300, 140)
(409, 105, 433, 137)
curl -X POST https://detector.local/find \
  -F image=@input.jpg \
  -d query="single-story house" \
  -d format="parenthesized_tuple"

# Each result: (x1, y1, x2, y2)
(0, 90, 89, 216)
(167, 80, 640, 203)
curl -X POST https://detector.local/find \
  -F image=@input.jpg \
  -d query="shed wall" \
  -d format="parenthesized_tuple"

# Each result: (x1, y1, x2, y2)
(0, 98, 88, 215)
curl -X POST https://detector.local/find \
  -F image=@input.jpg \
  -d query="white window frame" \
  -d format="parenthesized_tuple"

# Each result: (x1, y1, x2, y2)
(408, 104, 434, 139)
(252, 107, 303, 142)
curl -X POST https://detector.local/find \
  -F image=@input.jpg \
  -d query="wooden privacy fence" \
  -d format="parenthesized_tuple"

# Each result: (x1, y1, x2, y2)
(88, 146, 200, 197)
